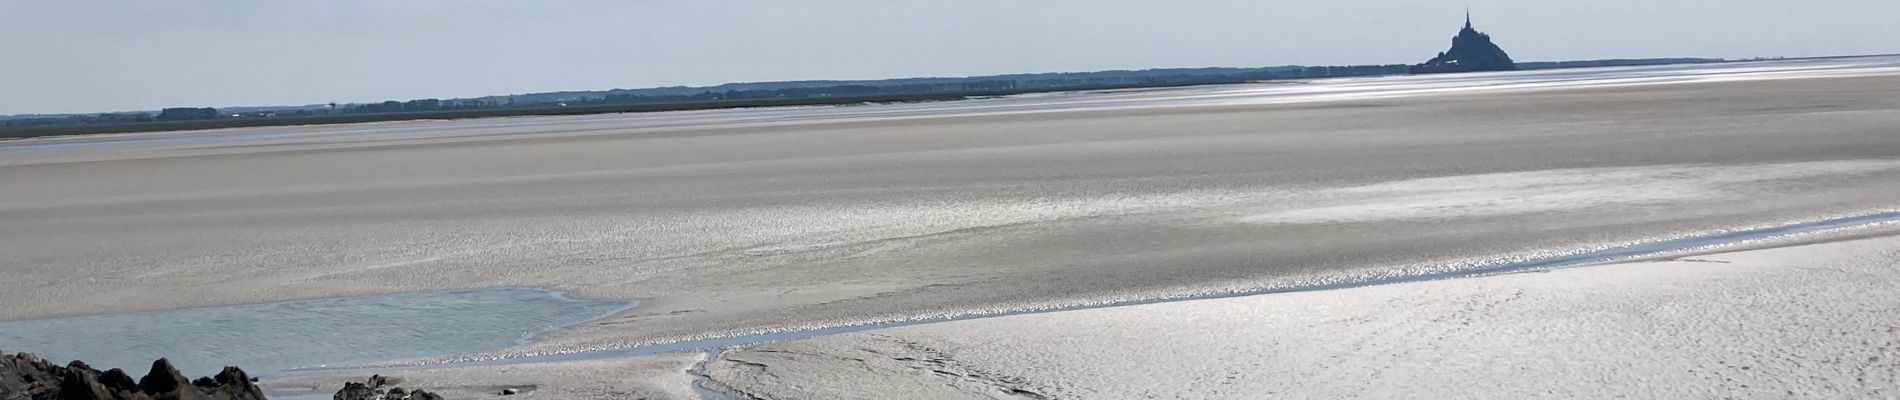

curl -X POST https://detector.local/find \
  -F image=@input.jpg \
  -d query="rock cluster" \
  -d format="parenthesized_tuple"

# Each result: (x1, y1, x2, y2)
(0, 352, 266, 400)
(331, 375, 441, 400)
(1411, 13, 1517, 74)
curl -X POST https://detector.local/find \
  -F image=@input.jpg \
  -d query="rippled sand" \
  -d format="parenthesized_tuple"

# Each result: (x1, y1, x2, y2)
(703, 231, 1900, 399)
(5, 61, 1900, 361)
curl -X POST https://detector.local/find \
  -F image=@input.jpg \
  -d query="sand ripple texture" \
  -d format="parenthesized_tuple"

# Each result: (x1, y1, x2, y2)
(707, 235, 1900, 399)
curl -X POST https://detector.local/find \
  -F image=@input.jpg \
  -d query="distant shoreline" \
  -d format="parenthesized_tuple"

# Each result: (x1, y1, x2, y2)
(3, 54, 1891, 141)
(0, 83, 1202, 140)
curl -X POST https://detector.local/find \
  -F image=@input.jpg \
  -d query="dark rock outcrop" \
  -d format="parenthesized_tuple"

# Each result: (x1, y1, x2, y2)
(98, 369, 140, 393)
(331, 375, 442, 400)
(135, 358, 192, 396)
(334, 382, 377, 400)
(1411, 13, 1517, 74)
(0, 352, 266, 400)
(59, 367, 117, 400)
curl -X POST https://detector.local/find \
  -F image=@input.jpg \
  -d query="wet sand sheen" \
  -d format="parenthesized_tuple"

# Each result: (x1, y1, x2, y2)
(698, 232, 1900, 399)
(251, 214, 1900, 400)
(4, 59, 1900, 365)
(282, 209, 1900, 372)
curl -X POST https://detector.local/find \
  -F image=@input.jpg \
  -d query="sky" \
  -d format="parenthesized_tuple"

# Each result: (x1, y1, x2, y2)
(3, 0, 1897, 115)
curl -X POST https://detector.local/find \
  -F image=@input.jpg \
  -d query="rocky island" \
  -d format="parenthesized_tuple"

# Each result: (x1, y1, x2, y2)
(1412, 12, 1518, 74)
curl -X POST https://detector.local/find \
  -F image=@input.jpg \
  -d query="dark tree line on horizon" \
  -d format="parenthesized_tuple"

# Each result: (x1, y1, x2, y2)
(155, 107, 218, 121)
(0, 57, 1720, 131)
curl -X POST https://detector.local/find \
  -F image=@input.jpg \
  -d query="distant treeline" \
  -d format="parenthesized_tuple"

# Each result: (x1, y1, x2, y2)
(0, 89, 1156, 139)
(344, 66, 1431, 113)
(1516, 58, 1722, 70)
(0, 57, 1726, 137)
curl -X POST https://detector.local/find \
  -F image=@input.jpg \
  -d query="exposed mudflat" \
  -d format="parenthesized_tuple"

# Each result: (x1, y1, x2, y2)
(704, 232, 1900, 399)
(5, 58, 1900, 365)
(263, 352, 703, 400)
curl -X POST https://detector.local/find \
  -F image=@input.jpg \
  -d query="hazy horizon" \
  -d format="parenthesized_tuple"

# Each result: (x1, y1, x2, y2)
(5, 0, 1898, 115)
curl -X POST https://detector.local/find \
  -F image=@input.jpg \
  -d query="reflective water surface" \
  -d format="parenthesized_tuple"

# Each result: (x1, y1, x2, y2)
(0, 288, 629, 376)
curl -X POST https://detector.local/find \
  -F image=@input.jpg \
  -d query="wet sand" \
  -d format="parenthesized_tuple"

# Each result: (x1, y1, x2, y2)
(702, 231, 1900, 399)
(263, 352, 703, 400)
(5, 62, 1900, 360)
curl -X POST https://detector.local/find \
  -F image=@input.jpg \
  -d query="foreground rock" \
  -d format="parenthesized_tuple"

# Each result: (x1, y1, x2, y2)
(331, 375, 442, 400)
(0, 352, 265, 400)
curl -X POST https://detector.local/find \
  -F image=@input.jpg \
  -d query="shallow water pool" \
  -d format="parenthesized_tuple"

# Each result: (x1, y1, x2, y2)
(0, 288, 630, 377)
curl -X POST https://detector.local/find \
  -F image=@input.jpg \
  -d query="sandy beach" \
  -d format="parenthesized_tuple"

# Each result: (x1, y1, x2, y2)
(263, 353, 703, 400)
(5, 58, 1900, 397)
(257, 229, 1900, 400)
(702, 231, 1900, 399)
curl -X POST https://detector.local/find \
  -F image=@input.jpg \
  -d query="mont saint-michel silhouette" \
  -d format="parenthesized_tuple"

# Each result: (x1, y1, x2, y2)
(1412, 11, 1518, 74)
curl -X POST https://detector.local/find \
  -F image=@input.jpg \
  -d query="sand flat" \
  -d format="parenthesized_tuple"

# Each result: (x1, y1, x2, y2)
(5, 62, 1900, 358)
(263, 352, 703, 400)
(707, 233, 1900, 399)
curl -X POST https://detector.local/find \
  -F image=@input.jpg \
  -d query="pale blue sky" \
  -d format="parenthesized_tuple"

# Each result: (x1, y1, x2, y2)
(4, 0, 1896, 115)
